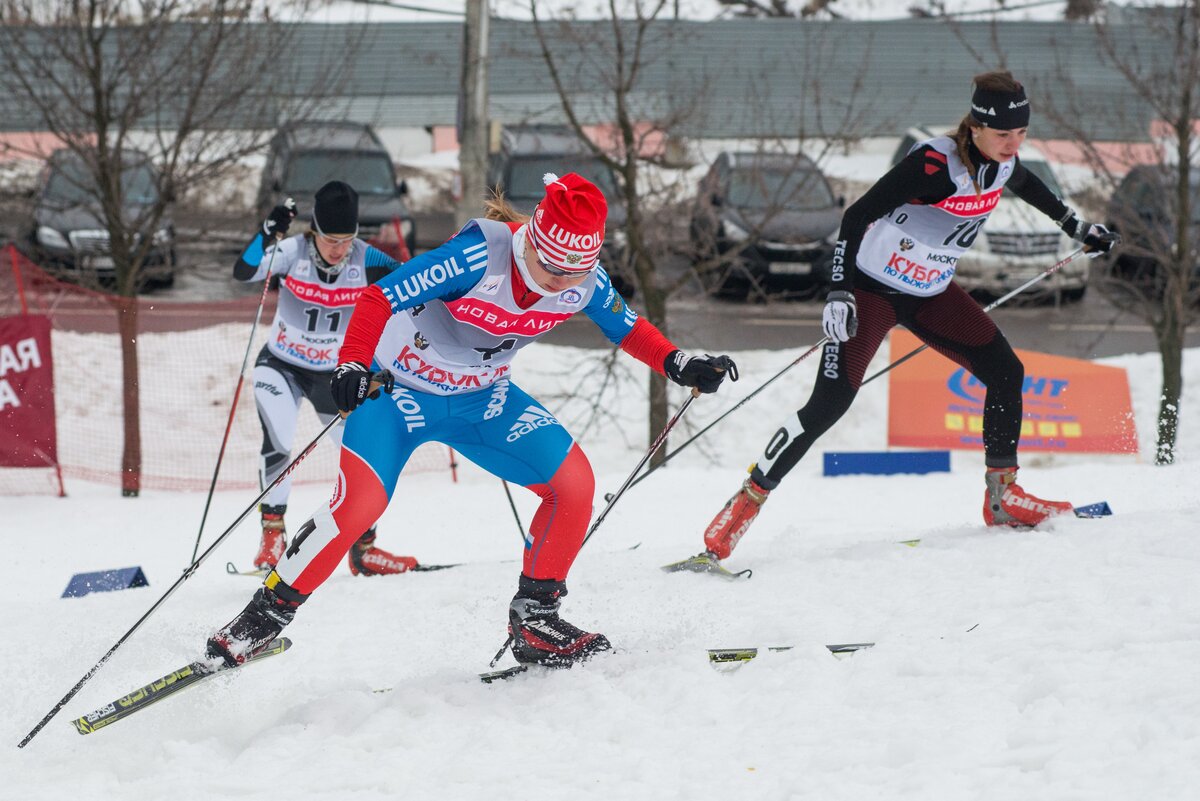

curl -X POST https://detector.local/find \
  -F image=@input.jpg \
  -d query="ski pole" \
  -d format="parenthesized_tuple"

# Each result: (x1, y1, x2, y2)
(858, 246, 1087, 388)
(582, 388, 701, 547)
(618, 338, 828, 495)
(500, 480, 525, 542)
(17, 372, 392, 750)
(188, 233, 284, 564)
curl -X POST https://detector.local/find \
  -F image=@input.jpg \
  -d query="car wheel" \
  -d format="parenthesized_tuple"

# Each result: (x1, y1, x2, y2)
(1060, 285, 1087, 303)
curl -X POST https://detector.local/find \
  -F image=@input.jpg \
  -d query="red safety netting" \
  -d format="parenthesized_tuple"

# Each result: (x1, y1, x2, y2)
(1, 245, 455, 495)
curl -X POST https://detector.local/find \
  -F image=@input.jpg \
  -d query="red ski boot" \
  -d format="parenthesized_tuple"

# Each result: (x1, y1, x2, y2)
(347, 528, 418, 576)
(983, 467, 1073, 527)
(702, 477, 771, 560)
(253, 505, 287, 571)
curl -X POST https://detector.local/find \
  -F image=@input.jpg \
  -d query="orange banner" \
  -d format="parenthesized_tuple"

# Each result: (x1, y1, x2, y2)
(887, 329, 1137, 454)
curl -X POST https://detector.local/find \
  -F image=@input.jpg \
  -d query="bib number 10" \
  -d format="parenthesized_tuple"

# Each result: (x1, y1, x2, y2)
(303, 307, 342, 333)
(943, 218, 986, 248)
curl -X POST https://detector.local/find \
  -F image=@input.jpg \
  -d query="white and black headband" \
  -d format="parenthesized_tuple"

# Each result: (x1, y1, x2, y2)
(969, 84, 1030, 130)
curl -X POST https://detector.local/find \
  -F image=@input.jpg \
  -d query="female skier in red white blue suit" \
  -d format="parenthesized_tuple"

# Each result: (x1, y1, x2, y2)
(208, 173, 738, 668)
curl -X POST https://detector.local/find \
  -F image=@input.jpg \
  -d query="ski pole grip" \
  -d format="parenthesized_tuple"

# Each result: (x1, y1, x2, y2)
(370, 370, 395, 396)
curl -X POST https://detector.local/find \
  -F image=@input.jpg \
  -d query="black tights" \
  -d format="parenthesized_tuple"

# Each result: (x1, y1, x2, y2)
(753, 279, 1024, 488)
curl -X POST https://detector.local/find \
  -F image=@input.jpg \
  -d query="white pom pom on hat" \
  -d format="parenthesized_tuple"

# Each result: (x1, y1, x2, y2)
(543, 172, 559, 185)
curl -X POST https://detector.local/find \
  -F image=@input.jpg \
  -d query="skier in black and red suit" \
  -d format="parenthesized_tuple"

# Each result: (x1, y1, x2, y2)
(698, 70, 1119, 565)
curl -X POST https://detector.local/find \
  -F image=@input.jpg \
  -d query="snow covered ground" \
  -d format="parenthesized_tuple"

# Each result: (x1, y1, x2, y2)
(3, 339, 1198, 799)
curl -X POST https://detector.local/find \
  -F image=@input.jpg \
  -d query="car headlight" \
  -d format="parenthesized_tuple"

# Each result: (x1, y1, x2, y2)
(152, 227, 172, 246)
(37, 226, 69, 250)
(722, 219, 749, 241)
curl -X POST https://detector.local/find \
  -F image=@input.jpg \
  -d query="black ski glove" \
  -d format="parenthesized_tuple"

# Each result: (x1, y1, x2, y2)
(664, 350, 739, 394)
(1060, 213, 1120, 258)
(331, 362, 383, 414)
(263, 198, 297, 240)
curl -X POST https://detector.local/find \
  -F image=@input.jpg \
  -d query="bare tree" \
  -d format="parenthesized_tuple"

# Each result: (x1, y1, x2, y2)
(0, 0, 341, 494)
(1035, 3, 1199, 465)
(528, 0, 698, 456)
(521, 2, 883, 462)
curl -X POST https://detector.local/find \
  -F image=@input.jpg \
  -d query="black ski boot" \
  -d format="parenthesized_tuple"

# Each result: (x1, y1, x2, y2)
(507, 575, 611, 667)
(206, 573, 308, 668)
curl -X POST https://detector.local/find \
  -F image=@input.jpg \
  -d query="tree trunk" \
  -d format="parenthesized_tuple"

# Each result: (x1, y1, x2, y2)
(1153, 289, 1185, 465)
(117, 295, 142, 496)
(629, 219, 671, 465)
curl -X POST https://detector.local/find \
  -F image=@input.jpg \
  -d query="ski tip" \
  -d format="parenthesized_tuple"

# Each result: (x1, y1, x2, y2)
(1073, 501, 1113, 518)
(707, 643, 873, 664)
(825, 642, 875, 654)
(897, 539, 921, 547)
(479, 665, 530, 683)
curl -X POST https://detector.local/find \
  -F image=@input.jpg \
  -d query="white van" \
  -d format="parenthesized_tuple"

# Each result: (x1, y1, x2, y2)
(891, 126, 1087, 301)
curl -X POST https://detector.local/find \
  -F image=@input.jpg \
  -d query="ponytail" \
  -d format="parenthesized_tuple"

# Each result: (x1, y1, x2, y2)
(483, 187, 531, 224)
(952, 114, 981, 197)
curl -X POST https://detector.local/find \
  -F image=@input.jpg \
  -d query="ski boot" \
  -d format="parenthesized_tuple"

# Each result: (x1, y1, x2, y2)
(206, 572, 307, 667)
(346, 527, 419, 576)
(983, 466, 1073, 527)
(253, 504, 287, 571)
(702, 475, 771, 560)
(506, 575, 611, 667)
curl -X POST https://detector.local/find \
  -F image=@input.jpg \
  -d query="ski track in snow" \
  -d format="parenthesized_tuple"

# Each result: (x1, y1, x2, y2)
(2, 339, 1198, 799)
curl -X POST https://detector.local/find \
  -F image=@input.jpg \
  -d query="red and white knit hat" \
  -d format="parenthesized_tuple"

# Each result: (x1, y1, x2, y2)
(528, 172, 607, 273)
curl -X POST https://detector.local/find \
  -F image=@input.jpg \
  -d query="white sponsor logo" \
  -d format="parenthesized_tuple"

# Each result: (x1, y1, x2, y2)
(484, 378, 510, 420)
(506, 405, 559, 442)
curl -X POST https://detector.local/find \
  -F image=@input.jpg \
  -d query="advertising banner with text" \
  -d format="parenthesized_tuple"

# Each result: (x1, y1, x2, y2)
(887, 329, 1137, 454)
(0, 314, 57, 468)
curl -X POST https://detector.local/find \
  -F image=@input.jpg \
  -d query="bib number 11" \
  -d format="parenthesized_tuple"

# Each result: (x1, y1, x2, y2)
(303, 307, 342, 333)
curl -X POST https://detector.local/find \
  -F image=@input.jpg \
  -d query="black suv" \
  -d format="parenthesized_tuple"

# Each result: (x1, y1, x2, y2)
(1105, 163, 1200, 289)
(258, 121, 415, 257)
(690, 151, 842, 300)
(487, 125, 635, 296)
(24, 147, 176, 288)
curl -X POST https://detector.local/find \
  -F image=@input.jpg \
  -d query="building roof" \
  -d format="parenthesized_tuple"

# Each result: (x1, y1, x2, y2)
(0, 18, 1170, 142)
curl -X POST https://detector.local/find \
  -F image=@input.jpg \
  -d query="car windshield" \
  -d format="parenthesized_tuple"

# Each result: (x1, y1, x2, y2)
(1018, 158, 1064, 196)
(45, 158, 158, 205)
(285, 151, 395, 195)
(727, 168, 834, 211)
(506, 156, 618, 200)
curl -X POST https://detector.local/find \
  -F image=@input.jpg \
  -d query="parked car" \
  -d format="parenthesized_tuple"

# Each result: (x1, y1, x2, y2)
(1104, 163, 1200, 289)
(689, 150, 843, 300)
(487, 124, 635, 297)
(257, 121, 415, 258)
(24, 148, 176, 288)
(891, 126, 1086, 302)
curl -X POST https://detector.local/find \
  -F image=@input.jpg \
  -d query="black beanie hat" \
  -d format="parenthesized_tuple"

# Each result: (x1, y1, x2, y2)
(312, 181, 359, 236)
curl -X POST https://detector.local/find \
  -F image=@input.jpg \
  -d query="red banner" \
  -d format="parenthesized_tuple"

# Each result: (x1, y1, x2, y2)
(0, 314, 58, 467)
(887, 329, 1138, 454)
